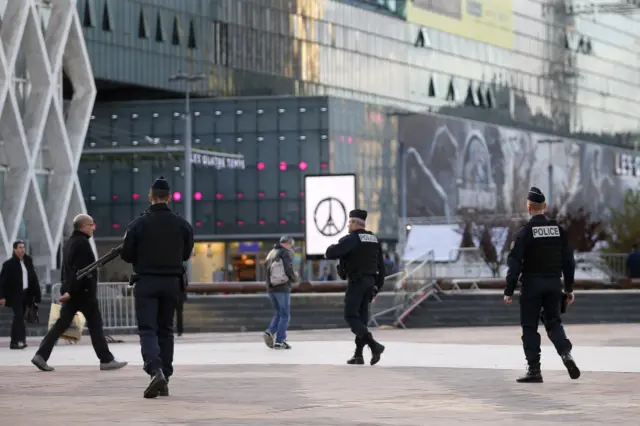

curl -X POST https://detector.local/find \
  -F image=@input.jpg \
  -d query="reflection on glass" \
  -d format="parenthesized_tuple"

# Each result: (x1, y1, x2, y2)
(192, 242, 225, 283)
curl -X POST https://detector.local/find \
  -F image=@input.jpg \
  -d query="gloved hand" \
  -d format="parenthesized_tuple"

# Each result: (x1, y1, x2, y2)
(370, 286, 379, 302)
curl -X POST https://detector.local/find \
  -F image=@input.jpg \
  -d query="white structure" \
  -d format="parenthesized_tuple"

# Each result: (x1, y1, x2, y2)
(0, 0, 95, 281)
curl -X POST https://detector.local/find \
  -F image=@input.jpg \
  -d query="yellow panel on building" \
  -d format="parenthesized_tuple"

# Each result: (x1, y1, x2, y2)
(407, 0, 513, 50)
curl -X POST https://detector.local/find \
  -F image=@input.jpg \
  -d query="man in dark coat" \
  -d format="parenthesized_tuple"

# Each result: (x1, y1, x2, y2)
(0, 240, 42, 349)
(31, 214, 128, 372)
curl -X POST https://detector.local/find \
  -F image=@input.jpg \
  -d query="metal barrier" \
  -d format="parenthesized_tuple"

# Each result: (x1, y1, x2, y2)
(50, 282, 137, 335)
(574, 252, 628, 282)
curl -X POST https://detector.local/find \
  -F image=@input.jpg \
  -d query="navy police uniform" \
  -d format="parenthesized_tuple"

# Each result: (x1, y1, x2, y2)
(121, 176, 194, 398)
(505, 187, 580, 382)
(325, 209, 386, 366)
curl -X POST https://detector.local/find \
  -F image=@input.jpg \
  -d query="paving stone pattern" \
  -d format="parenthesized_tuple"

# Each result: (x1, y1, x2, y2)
(0, 325, 638, 425)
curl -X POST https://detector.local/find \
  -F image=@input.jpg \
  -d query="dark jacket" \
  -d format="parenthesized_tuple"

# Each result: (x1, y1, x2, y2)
(60, 230, 98, 298)
(121, 203, 194, 276)
(627, 250, 640, 278)
(0, 254, 41, 307)
(264, 243, 297, 292)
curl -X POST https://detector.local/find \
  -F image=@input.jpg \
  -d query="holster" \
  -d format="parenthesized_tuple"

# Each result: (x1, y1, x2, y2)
(560, 292, 568, 314)
(180, 270, 188, 292)
(128, 274, 139, 287)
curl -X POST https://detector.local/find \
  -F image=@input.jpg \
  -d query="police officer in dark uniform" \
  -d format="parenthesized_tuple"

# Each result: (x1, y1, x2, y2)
(505, 187, 580, 383)
(121, 177, 194, 398)
(325, 209, 386, 366)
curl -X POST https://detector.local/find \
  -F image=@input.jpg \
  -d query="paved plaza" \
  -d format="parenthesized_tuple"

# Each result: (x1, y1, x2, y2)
(1, 324, 639, 425)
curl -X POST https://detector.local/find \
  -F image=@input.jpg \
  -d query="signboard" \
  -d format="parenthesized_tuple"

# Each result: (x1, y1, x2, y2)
(614, 152, 640, 177)
(304, 174, 357, 259)
(406, 0, 513, 50)
(191, 152, 245, 169)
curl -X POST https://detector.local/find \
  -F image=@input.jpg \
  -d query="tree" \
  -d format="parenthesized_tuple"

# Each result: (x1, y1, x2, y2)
(459, 214, 526, 277)
(605, 189, 640, 254)
(548, 207, 607, 252)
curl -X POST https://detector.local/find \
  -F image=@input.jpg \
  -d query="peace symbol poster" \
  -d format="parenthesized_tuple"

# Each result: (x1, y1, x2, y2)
(304, 174, 356, 258)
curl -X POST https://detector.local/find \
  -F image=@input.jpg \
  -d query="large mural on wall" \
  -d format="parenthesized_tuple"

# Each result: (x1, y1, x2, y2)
(398, 113, 637, 219)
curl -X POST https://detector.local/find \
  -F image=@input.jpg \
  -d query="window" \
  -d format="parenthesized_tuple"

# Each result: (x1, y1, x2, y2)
(188, 20, 197, 49)
(213, 21, 229, 66)
(138, 8, 149, 39)
(83, 0, 95, 28)
(155, 12, 165, 42)
(171, 16, 181, 46)
(102, 0, 112, 32)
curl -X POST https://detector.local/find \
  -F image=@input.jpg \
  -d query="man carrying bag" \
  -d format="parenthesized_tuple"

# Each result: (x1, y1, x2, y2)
(31, 214, 128, 372)
(262, 236, 297, 350)
(0, 240, 42, 349)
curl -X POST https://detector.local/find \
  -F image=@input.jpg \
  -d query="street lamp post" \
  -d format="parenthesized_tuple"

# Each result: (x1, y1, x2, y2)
(169, 71, 206, 279)
(537, 138, 564, 209)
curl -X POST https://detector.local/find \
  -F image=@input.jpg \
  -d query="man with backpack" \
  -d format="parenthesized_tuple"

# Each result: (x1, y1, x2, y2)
(263, 236, 298, 349)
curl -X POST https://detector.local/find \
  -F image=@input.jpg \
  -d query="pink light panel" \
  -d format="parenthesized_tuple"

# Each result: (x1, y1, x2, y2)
(132, 193, 140, 200)
(259, 220, 265, 225)
(112, 224, 120, 229)
(216, 193, 223, 200)
(279, 162, 287, 171)
(298, 161, 307, 170)
(216, 221, 223, 227)
(256, 162, 265, 171)
(279, 219, 287, 225)
(172, 191, 182, 201)
(195, 221, 202, 227)
(194, 192, 203, 201)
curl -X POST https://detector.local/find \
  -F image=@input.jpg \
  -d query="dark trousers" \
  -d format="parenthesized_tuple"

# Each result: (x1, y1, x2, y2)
(344, 276, 375, 340)
(520, 277, 572, 365)
(10, 291, 28, 344)
(134, 276, 180, 378)
(176, 295, 184, 335)
(37, 295, 114, 363)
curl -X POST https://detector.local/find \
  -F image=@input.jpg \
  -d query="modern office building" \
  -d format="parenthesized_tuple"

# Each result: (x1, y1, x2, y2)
(84, 95, 397, 281)
(0, 0, 95, 282)
(78, 0, 640, 142)
(64, 0, 640, 278)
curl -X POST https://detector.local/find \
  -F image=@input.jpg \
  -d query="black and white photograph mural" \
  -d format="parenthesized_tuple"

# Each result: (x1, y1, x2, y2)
(398, 113, 636, 219)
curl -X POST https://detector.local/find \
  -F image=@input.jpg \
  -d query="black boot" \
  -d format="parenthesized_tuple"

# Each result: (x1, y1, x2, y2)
(561, 353, 581, 380)
(516, 363, 543, 383)
(144, 370, 168, 399)
(363, 333, 385, 366)
(347, 337, 365, 365)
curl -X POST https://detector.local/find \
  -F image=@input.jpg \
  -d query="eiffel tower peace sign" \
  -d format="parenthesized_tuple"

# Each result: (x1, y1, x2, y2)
(313, 197, 347, 237)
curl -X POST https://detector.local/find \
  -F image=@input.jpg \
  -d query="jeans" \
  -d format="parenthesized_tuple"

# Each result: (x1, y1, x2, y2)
(266, 291, 291, 343)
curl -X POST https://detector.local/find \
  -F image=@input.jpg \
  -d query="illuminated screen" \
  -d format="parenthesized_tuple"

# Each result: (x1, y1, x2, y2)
(304, 174, 357, 258)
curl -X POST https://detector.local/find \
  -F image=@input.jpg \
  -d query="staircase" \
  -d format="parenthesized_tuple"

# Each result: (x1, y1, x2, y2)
(403, 290, 640, 328)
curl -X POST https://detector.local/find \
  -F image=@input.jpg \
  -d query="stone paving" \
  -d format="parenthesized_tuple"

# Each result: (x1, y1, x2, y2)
(1, 324, 639, 425)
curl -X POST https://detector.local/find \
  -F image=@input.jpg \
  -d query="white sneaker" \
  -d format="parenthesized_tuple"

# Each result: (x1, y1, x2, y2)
(274, 341, 291, 350)
(263, 332, 275, 348)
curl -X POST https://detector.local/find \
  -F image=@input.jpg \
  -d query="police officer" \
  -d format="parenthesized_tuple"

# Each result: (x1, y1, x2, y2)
(505, 187, 580, 383)
(325, 209, 385, 366)
(121, 176, 194, 398)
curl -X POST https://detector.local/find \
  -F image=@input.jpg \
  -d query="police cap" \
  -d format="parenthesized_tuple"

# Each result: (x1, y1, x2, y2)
(151, 176, 170, 191)
(349, 209, 368, 223)
(527, 187, 545, 203)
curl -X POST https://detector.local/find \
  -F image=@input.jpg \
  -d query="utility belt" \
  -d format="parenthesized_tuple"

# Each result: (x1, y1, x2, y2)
(129, 271, 187, 291)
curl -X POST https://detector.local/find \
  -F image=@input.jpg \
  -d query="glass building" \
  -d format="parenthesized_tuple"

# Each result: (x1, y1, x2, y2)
(83, 96, 397, 282)
(68, 0, 640, 279)
(77, 0, 640, 145)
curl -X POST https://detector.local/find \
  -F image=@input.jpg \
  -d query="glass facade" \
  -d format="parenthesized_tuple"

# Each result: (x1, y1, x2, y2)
(78, 0, 640, 146)
(81, 95, 398, 241)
